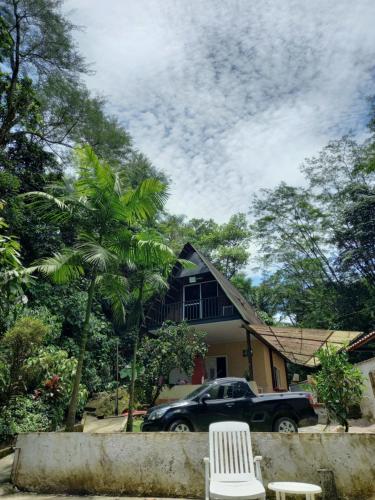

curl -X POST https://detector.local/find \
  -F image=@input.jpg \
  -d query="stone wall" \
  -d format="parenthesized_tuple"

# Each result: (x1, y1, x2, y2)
(12, 432, 375, 499)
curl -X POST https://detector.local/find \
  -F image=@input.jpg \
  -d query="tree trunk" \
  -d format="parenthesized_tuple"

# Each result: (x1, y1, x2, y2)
(125, 335, 138, 432)
(0, 1, 21, 147)
(151, 384, 163, 407)
(126, 280, 144, 432)
(65, 277, 96, 431)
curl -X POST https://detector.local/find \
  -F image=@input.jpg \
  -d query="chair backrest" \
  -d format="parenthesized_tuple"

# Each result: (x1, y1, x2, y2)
(209, 421, 255, 482)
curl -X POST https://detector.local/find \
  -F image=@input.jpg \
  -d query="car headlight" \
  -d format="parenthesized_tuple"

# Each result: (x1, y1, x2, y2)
(148, 407, 169, 421)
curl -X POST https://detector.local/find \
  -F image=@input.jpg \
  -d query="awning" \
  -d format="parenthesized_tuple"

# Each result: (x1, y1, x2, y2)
(248, 324, 364, 367)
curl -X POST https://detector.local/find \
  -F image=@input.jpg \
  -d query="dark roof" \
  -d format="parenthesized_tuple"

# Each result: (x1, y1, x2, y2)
(175, 243, 364, 366)
(178, 243, 263, 326)
(347, 331, 375, 351)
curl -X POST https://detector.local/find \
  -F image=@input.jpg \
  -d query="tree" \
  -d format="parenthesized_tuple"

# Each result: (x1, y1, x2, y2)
(250, 136, 375, 330)
(160, 212, 251, 278)
(0, 200, 30, 332)
(312, 345, 364, 432)
(137, 321, 207, 406)
(0, 317, 47, 399)
(24, 145, 172, 430)
(124, 233, 190, 431)
(0, 0, 86, 147)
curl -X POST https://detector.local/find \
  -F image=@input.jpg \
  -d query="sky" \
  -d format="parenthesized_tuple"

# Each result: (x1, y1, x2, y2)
(64, 0, 375, 222)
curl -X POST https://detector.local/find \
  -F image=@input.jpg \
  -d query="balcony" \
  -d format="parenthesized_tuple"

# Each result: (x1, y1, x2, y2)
(148, 295, 236, 328)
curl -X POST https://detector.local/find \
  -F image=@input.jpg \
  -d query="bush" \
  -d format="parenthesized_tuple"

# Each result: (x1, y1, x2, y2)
(1, 317, 48, 397)
(312, 345, 364, 431)
(0, 396, 50, 441)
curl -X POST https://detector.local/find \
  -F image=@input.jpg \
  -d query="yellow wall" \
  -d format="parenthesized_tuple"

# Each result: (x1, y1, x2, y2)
(271, 350, 288, 390)
(206, 335, 285, 393)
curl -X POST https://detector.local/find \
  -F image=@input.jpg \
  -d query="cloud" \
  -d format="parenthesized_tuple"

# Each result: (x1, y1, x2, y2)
(64, 0, 375, 221)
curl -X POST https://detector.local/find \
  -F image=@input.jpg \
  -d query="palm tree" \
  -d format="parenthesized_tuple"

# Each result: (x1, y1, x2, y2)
(24, 146, 174, 430)
(124, 243, 172, 431)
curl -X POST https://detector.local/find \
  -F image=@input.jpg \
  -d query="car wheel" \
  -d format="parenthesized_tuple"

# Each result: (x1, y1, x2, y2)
(168, 419, 192, 432)
(273, 416, 298, 433)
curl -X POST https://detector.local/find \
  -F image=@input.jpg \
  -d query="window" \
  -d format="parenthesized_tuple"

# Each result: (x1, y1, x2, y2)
(206, 381, 250, 400)
(273, 366, 281, 388)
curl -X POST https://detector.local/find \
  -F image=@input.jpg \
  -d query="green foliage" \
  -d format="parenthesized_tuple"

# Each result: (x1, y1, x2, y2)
(250, 136, 375, 330)
(0, 201, 30, 332)
(1, 317, 48, 397)
(312, 346, 364, 431)
(137, 321, 207, 406)
(24, 145, 173, 429)
(0, 316, 87, 435)
(160, 212, 251, 278)
(0, 396, 50, 441)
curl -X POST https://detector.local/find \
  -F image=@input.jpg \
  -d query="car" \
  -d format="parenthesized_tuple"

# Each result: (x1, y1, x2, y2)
(141, 377, 318, 432)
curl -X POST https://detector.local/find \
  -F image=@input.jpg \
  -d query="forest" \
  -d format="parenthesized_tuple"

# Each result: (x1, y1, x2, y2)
(0, 0, 374, 437)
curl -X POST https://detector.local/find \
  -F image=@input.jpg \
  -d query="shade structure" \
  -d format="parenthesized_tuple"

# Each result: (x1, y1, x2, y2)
(248, 324, 364, 367)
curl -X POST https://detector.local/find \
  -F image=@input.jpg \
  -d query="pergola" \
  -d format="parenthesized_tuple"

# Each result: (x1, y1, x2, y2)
(248, 324, 364, 367)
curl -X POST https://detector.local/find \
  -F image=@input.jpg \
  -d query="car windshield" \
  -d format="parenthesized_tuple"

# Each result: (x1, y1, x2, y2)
(183, 383, 211, 400)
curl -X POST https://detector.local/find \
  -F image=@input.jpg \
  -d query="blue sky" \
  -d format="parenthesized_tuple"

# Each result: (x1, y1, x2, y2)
(64, 0, 375, 223)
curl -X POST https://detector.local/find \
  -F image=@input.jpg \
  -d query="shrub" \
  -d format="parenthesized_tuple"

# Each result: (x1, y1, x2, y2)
(313, 345, 364, 431)
(0, 396, 50, 441)
(1, 317, 48, 397)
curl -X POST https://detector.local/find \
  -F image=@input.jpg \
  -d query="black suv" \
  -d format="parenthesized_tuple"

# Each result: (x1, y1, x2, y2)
(141, 377, 317, 432)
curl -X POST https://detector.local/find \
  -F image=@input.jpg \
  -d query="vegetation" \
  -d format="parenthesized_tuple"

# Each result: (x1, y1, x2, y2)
(0, 0, 374, 437)
(312, 346, 364, 432)
(137, 321, 207, 406)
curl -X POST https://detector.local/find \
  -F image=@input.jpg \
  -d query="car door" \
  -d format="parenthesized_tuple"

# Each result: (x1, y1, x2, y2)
(199, 381, 247, 430)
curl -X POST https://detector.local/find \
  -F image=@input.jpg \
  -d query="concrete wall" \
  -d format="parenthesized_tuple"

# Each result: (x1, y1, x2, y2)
(356, 357, 375, 421)
(12, 432, 375, 499)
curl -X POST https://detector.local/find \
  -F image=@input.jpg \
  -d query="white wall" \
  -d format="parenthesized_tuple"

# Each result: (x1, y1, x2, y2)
(12, 432, 375, 499)
(356, 357, 375, 420)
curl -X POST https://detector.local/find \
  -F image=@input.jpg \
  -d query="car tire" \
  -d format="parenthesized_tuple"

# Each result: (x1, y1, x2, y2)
(168, 419, 193, 432)
(273, 416, 298, 433)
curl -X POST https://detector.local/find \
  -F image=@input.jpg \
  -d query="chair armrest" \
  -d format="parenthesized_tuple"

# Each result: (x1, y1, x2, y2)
(253, 456, 263, 483)
(204, 457, 210, 500)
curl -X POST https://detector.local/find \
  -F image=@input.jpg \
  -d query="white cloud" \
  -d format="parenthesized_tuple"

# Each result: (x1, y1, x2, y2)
(64, 0, 375, 221)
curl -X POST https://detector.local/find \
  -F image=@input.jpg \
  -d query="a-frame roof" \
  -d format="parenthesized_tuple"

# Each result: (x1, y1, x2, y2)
(176, 243, 365, 367)
(177, 242, 263, 326)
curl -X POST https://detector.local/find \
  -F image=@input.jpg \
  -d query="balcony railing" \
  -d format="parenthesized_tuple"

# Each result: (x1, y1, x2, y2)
(148, 296, 235, 327)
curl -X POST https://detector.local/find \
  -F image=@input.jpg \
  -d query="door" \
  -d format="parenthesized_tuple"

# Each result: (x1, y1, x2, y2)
(205, 356, 227, 380)
(184, 284, 200, 320)
(198, 381, 247, 430)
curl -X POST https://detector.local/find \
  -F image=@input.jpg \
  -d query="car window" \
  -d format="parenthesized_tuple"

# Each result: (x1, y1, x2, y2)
(207, 381, 250, 400)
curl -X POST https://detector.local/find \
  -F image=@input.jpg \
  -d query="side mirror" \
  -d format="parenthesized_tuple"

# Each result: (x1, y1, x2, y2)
(199, 393, 211, 404)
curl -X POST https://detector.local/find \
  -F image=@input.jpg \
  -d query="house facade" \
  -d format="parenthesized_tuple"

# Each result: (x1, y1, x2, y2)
(147, 243, 288, 394)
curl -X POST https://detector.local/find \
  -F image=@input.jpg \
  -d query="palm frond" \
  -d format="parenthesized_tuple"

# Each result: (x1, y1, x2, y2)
(21, 191, 73, 223)
(177, 258, 197, 270)
(121, 178, 168, 222)
(75, 235, 117, 272)
(31, 250, 84, 284)
(96, 273, 129, 324)
(130, 237, 176, 268)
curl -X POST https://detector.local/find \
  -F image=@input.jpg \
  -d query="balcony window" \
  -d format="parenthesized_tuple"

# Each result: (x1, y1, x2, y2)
(148, 280, 235, 327)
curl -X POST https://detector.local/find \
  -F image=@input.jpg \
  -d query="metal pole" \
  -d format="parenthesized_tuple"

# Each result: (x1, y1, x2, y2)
(114, 338, 119, 416)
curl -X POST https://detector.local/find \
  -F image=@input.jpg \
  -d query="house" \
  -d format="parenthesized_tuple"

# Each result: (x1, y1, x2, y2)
(147, 242, 289, 394)
(348, 331, 375, 420)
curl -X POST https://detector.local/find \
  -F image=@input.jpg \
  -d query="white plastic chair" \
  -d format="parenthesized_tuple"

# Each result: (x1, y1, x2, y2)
(204, 421, 265, 500)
